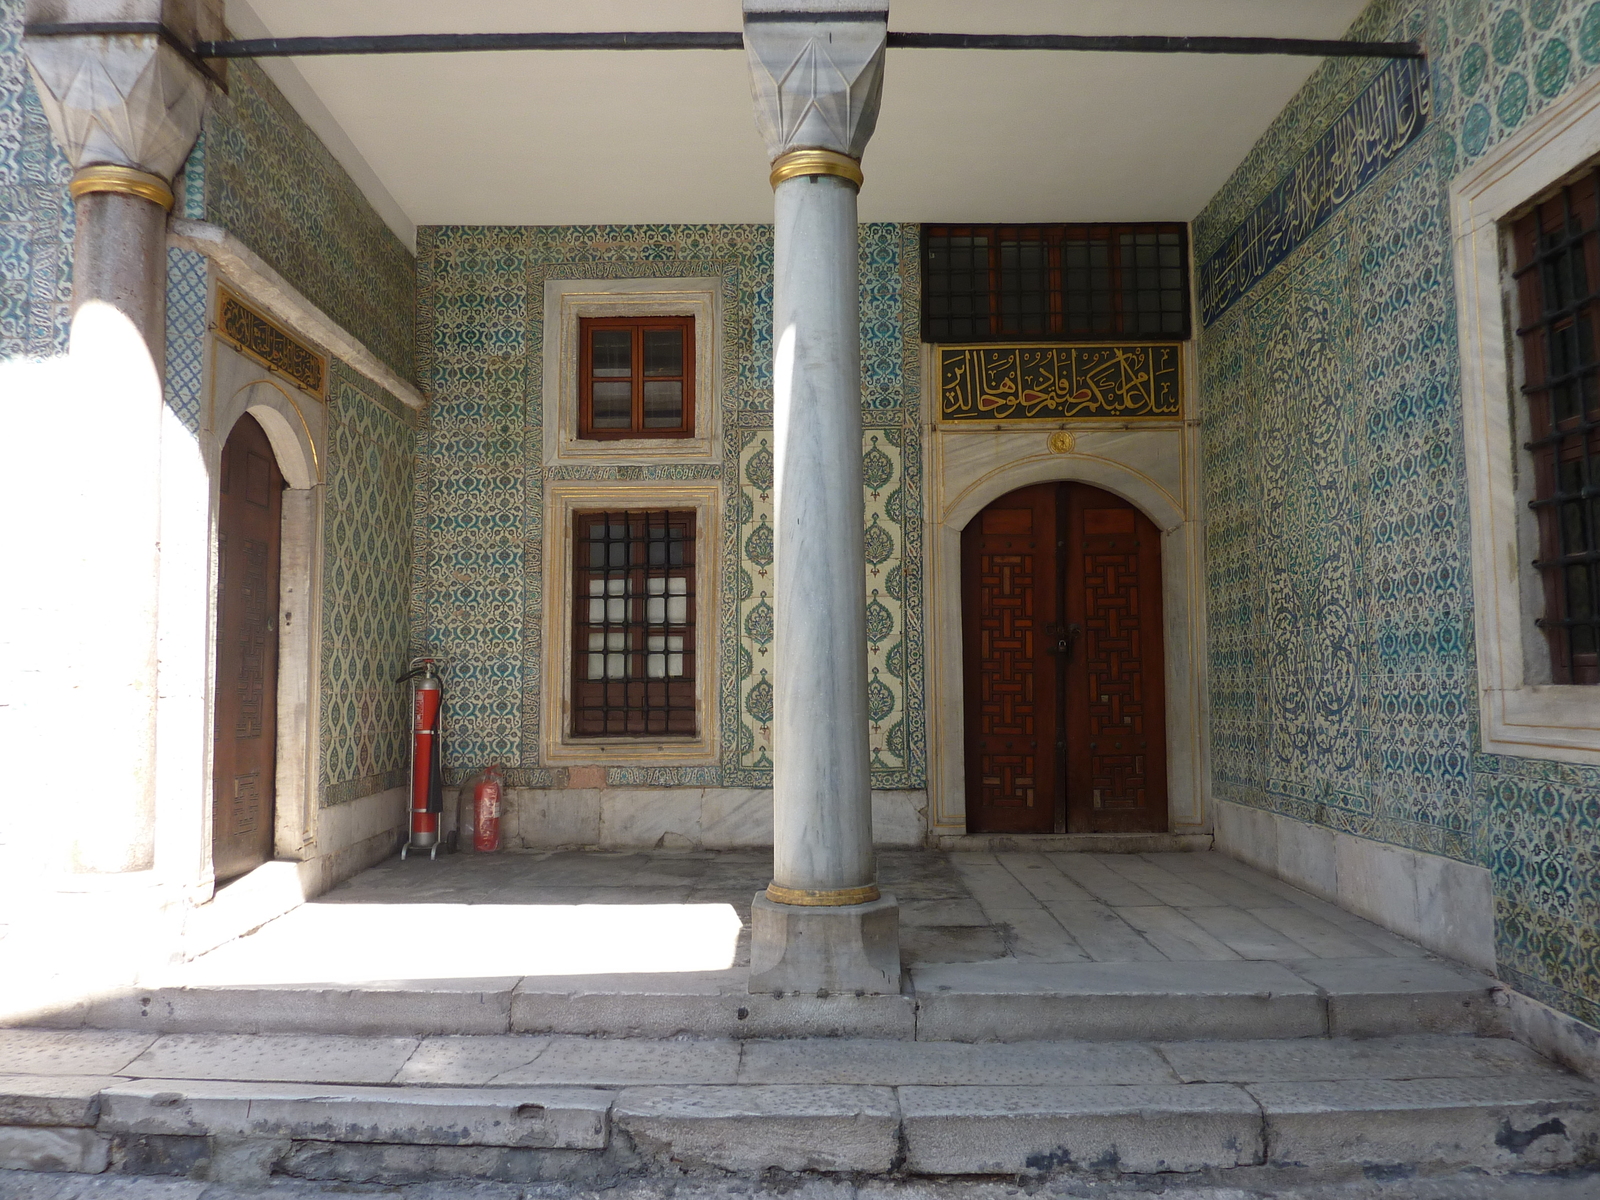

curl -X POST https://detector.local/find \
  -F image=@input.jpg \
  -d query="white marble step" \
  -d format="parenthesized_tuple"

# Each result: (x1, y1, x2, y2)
(0, 1031, 1596, 1179)
(53, 954, 1501, 1042)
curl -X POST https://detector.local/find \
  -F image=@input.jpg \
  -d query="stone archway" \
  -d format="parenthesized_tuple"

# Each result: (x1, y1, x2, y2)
(927, 444, 1203, 838)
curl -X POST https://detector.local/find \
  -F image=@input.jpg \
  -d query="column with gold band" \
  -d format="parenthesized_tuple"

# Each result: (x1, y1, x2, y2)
(742, 0, 901, 995)
(21, 5, 214, 874)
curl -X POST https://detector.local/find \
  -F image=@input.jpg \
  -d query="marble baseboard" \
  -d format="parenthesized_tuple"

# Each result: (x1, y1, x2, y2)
(1507, 988, 1600, 1083)
(498, 787, 928, 850)
(1212, 797, 1495, 971)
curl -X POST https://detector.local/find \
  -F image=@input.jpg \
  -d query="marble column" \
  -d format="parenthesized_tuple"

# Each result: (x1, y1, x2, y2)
(23, 2, 213, 872)
(743, 0, 900, 995)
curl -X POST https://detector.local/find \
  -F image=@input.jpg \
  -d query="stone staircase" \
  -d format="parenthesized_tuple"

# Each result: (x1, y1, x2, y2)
(2, 962, 1597, 1187)
(3, 849, 1598, 1189)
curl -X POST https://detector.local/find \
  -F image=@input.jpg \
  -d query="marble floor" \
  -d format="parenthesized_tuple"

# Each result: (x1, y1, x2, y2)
(163, 849, 1432, 988)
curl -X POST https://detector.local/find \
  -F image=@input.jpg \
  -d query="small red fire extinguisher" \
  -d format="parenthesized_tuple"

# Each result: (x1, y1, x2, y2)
(396, 657, 445, 860)
(473, 764, 503, 853)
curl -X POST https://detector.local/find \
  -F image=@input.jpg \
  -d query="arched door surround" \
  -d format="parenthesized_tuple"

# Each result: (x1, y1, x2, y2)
(926, 442, 1204, 836)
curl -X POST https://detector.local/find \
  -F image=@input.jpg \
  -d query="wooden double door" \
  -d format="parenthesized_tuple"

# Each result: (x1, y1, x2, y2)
(962, 482, 1167, 834)
(212, 414, 283, 882)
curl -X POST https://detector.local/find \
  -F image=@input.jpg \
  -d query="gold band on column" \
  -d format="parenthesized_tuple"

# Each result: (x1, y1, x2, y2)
(769, 148, 864, 191)
(70, 165, 175, 212)
(766, 882, 882, 907)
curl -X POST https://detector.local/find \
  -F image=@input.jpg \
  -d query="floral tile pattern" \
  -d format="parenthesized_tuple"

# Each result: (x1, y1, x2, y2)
(415, 223, 925, 790)
(0, 0, 72, 362)
(319, 362, 417, 806)
(1199, 0, 1600, 1031)
(192, 60, 416, 385)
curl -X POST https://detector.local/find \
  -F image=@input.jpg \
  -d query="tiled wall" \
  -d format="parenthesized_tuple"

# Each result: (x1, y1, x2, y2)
(181, 66, 420, 810)
(1198, 0, 1600, 1028)
(321, 364, 417, 806)
(0, 0, 71, 361)
(188, 60, 415, 385)
(414, 223, 925, 791)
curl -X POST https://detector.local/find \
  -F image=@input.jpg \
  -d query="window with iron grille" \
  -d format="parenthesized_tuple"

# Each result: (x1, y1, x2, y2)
(572, 510, 697, 736)
(1514, 169, 1600, 685)
(922, 224, 1190, 343)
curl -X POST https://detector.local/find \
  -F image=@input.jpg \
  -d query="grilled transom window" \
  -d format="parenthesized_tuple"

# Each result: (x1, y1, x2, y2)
(572, 510, 697, 736)
(922, 223, 1190, 343)
(1515, 167, 1600, 684)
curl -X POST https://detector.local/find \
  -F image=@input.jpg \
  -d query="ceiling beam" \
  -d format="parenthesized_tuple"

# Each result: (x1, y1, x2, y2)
(23, 24, 1422, 61)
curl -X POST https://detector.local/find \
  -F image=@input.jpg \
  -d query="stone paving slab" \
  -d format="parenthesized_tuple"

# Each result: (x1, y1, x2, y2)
(1249, 1074, 1600, 1171)
(912, 960, 1325, 1041)
(1159, 1035, 1559, 1083)
(122, 1034, 419, 1084)
(0, 1030, 154, 1076)
(4, 1166, 1600, 1198)
(86, 980, 520, 1036)
(898, 1082, 1263, 1174)
(736, 1038, 1176, 1086)
(613, 1084, 899, 1172)
(0, 1074, 120, 1126)
(510, 974, 916, 1040)
(98, 1078, 613, 1148)
(498, 1035, 741, 1085)
(1288, 958, 1503, 1036)
(394, 1035, 553, 1086)
(0, 1126, 109, 1174)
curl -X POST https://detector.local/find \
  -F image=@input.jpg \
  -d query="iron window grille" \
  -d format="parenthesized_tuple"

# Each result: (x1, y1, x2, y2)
(922, 223, 1190, 343)
(1515, 166, 1600, 685)
(572, 510, 698, 736)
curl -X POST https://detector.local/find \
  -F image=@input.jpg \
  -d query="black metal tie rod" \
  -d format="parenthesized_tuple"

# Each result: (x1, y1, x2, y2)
(24, 24, 1423, 60)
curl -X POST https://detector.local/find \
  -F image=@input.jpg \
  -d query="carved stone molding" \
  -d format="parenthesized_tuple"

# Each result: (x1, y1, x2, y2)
(23, 0, 217, 180)
(742, 1, 887, 162)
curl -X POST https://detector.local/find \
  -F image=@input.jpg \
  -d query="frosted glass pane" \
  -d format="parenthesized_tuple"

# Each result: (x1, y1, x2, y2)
(591, 329, 631, 376)
(592, 381, 631, 428)
(647, 653, 666, 679)
(666, 596, 688, 624)
(587, 653, 604, 680)
(667, 653, 684, 676)
(642, 380, 682, 428)
(643, 328, 682, 376)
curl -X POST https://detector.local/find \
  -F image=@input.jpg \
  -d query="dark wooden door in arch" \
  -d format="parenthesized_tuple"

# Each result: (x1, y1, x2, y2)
(961, 482, 1167, 834)
(212, 413, 284, 882)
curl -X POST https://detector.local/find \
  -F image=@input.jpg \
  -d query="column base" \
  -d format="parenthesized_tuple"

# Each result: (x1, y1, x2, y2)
(747, 891, 901, 996)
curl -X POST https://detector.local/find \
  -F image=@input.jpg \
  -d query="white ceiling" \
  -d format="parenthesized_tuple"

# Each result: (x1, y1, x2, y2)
(230, 1, 1371, 248)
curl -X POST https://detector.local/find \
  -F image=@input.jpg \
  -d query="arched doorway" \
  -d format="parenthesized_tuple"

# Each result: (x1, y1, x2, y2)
(212, 412, 285, 881)
(962, 481, 1167, 834)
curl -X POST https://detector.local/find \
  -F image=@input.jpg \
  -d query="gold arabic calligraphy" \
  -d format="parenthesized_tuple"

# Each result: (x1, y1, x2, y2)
(939, 344, 1181, 422)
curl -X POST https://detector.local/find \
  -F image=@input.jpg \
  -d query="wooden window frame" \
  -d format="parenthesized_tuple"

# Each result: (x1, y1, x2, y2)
(578, 315, 696, 440)
(921, 223, 1191, 344)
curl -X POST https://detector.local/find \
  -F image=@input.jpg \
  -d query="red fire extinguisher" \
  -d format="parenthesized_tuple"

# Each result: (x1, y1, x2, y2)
(396, 657, 445, 860)
(474, 764, 503, 853)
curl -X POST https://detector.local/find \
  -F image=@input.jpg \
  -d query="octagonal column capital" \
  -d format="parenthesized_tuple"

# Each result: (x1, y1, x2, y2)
(22, 0, 222, 189)
(742, 0, 888, 165)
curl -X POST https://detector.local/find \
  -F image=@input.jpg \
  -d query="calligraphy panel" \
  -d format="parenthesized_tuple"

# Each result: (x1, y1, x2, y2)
(1198, 56, 1431, 327)
(217, 287, 327, 398)
(939, 344, 1182, 423)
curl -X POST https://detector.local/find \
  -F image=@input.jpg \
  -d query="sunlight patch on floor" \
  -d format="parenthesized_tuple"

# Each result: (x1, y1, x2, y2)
(166, 903, 744, 984)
